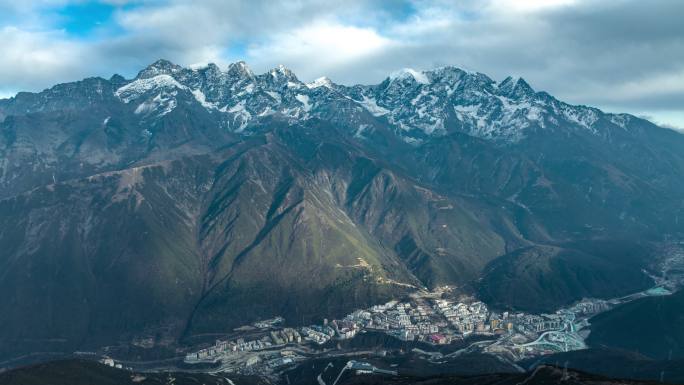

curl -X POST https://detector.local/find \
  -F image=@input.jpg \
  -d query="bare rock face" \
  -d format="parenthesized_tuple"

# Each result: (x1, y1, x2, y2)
(1, 60, 683, 359)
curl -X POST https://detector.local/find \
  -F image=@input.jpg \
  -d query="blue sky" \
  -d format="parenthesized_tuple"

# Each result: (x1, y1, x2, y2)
(56, 2, 121, 36)
(1, 0, 683, 129)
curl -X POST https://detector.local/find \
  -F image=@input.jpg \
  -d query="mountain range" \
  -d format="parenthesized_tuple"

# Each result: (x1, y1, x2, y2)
(1, 59, 684, 361)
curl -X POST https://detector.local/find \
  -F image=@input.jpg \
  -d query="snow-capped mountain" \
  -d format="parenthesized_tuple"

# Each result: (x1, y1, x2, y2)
(1, 60, 683, 363)
(105, 59, 629, 143)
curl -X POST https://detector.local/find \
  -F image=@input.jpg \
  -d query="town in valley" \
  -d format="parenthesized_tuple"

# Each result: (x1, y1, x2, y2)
(99, 246, 684, 381)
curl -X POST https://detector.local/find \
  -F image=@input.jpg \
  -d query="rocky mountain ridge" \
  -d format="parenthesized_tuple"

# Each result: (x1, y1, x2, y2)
(1, 59, 635, 145)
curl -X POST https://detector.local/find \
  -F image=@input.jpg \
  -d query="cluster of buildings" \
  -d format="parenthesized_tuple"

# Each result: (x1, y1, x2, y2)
(300, 324, 336, 344)
(184, 291, 625, 374)
(297, 296, 610, 348)
(225, 349, 303, 376)
(362, 301, 447, 342)
(506, 313, 566, 335)
(567, 299, 610, 316)
(270, 328, 302, 345)
(184, 295, 578, 365)
(435, 300, 502, 335)
(185, 327, 303, 362)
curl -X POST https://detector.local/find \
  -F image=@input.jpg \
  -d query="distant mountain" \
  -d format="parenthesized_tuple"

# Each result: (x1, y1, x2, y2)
(1, 60, 684, 360)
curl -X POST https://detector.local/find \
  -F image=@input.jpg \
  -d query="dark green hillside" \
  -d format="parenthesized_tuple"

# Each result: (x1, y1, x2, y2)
(477, 242, 653, 312)
(0, 360, 266, 385)
(525, 348, 684, 384)
(587, 289, 684, 360)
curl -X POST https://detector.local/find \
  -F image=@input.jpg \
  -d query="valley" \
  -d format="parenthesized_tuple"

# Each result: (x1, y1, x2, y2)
(56, 243, 684, 384)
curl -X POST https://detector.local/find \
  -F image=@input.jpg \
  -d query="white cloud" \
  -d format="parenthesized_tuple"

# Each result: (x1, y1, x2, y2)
(0, 91, 17, 100)
(0, 26, 86, 91)
(610, 69, 684, 101)
(489, 0, 577, 12)
(245, 21, 393, 79)
(634, 110, 684, 131)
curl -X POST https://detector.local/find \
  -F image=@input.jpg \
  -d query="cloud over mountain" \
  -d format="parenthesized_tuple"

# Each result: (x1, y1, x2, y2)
(0, 0, 683, 127)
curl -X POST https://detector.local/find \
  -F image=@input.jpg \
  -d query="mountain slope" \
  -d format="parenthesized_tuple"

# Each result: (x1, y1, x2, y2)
(1, 60, 684, 360)
(478, 242, 654, 312)
(587, 289, 684, 360)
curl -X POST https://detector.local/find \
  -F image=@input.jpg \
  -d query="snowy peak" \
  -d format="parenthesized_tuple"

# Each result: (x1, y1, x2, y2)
(269, 64, 298, 82)
(192, 63, 222, 77)
(306, 76, 334, 89)
(227, 61, 254, 78)
(103, 59, 639, 143)
(114, 74, 186, 103)
(498, 76, 535, 98)
(424, 66, 468, 83)
(136, 59, 183, 79)
(388, 68, 430, 85)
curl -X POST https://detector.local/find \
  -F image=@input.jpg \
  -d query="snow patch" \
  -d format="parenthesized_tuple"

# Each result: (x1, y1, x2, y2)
(454, 104, 488, 132)
(306, 76, 333, 89)
(389, 68, 430, 85)
(608, 113, 631, 129)
(561, 105, 599, 131)
(258, 107, 274, 117)
(191, 89, 218, 110)
(265, 90, 281, 103)
(134, 92, 178, 117)
(226, 101, 252, 132)
(115, 75, 185, 103)
(411, 89, 429, 106)
(295, 94, 311, 112)
(354, 124, 371, 138)
(357, 96, 390, 117)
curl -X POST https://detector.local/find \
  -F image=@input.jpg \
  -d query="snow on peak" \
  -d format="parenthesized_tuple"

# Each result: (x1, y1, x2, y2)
(137, 59, 182, 79)
(270, 64, 297, 80)
(188, 62, 212, 70)
(497, 76, 535, 98)
(107, 60, 620, 142)
(227, 61, 254, 78)
(306, 76, 334, 89)
(114, 75, 186, 103)
(389, 68, 430, 85)
(115, 73, 221, 116)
